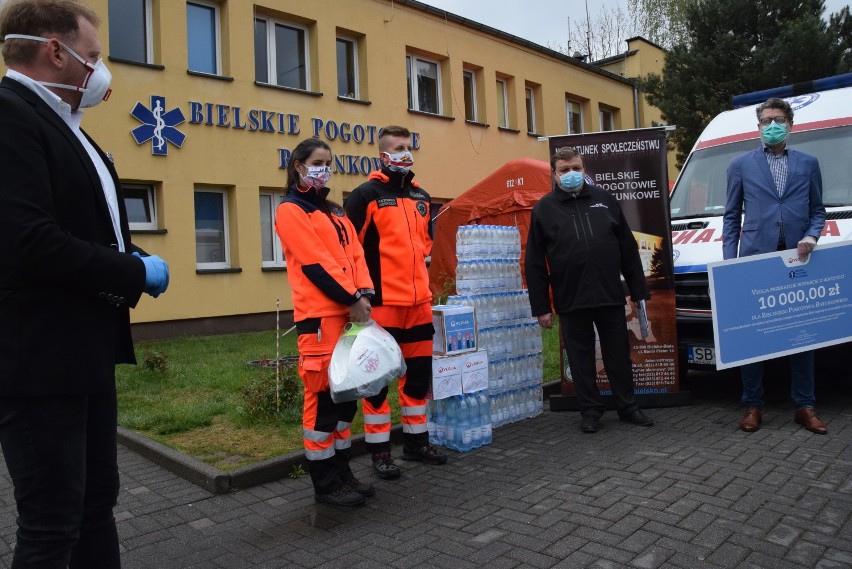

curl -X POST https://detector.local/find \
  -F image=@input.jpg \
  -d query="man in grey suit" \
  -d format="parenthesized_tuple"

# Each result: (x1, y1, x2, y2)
(723, 97, 827, 435)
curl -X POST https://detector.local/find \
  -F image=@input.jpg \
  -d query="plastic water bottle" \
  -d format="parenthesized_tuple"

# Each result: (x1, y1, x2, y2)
(525, 386, 536, 418)
(427, 399, 437, 445)
(457, 395, 471, 451)
(444, 397, 457, 451)
(478, 391, 493, 445)
(508, 390, 519, 422)
(434, 399, 446, 447)
(467, 394, 482, 449)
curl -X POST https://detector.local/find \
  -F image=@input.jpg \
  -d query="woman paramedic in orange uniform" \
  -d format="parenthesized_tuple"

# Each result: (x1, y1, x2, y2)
(275, 138, 375, 507)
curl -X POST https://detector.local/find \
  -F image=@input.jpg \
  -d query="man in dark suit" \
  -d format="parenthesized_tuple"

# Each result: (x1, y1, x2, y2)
(0, 1, 169, 567)
(723, 97, 827, 435)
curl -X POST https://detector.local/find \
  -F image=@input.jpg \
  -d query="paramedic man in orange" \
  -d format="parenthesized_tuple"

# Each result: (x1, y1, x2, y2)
(275, 138, 375, 507)
(345, 126, 448, 479)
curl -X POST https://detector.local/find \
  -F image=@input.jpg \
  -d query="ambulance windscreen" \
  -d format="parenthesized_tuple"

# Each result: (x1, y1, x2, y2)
(670, 126, 852, 220)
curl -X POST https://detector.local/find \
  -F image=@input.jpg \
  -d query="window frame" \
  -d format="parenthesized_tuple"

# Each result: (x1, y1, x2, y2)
(567, 98, 584, 134)
(194, 188, 231, 270)
(254, 16, 311, 91)
(108, 0, 154, 64)
(336, 36, 359, 99)
(600, 108, 615, 131)
(463, 69, 477, 122)
(406, 53, 442, 115)
(259, 190, 287, 269)
(123, 182, 157, 231)
(525, 86, 536, 134)
(496, 78, 508, 128)
(186, 0, 222, 75)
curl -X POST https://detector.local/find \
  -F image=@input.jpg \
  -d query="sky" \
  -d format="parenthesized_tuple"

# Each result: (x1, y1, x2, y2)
(418, 0, 852, 54)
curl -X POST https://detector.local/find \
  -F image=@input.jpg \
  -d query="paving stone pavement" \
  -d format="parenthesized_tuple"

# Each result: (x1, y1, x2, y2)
(0, 368, 850, 569)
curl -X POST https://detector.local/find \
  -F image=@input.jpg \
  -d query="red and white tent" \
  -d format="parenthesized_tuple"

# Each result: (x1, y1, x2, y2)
(429, 157, 553, 298)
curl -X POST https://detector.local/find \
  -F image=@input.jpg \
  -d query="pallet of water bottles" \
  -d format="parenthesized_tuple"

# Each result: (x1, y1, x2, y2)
(427, 384, 544, 452)
(456, 224, 522, 260)
(427, 391, 493, 452)
(455, 224, 524, 294)
(446, 290, 533, 328)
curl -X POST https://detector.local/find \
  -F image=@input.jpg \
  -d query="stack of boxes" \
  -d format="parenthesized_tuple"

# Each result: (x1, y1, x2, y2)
(427, 224, 544, 452)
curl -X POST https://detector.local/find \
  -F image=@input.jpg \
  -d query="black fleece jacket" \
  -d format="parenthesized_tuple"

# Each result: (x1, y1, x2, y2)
(525, 182, 649, 316)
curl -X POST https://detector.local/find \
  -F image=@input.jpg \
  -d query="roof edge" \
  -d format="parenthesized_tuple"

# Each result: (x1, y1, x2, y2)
(391, 0, 635, 86)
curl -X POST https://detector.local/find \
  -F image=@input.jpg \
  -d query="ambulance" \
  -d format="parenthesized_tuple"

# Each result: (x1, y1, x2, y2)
(669, 74, 852, 378)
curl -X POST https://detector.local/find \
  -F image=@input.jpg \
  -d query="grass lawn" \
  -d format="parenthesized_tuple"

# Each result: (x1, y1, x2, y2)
(117, 320, 562, 471)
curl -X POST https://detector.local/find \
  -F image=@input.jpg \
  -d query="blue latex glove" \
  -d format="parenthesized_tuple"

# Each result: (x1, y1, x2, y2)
(133, 252, 170, 297)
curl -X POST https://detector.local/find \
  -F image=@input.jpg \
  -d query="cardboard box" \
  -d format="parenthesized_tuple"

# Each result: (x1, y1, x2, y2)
(432, 305, 477, 355)
(431, 350, 489, 399)
(431, 355, 463, 400)
(462, 349, 489, 393)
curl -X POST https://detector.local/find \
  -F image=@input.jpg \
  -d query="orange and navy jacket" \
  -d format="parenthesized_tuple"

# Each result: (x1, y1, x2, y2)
(275, 186, 374, 323)
(344, 167, 433, 307)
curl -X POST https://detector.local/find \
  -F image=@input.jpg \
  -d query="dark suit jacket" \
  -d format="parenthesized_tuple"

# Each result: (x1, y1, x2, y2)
(0, 76, 147, 397)
(723, 146, 826, 260)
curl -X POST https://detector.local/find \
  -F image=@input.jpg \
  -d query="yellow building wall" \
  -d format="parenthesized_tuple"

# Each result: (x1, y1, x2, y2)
(2, 0, 666, 324)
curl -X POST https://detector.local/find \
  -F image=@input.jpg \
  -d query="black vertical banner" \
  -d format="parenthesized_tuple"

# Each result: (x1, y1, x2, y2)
(547, 128, 682, 404)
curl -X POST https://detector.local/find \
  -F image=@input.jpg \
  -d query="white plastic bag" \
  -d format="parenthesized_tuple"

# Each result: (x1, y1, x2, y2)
(329, 320, 406, 403)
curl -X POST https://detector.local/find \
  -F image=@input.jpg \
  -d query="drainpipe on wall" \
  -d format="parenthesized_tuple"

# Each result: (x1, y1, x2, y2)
(633, 82, 640, 128)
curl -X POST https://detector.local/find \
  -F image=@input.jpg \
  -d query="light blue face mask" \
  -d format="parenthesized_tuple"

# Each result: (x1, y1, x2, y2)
(558, 171, 584, 192)
(761, 122, 789, 146)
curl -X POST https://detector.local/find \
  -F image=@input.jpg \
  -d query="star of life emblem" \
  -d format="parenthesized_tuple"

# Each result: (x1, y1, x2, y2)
(130, 96, 186, 156)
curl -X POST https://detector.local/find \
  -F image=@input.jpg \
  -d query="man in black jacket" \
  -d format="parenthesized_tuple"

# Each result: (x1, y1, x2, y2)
(0, 1, 169, 566)
(525, 147, 653, 433)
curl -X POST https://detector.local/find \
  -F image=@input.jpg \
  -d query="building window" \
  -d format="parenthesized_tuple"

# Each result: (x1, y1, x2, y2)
(123, 183, 157, 231)
(260, 191, 286, 268)
(600, 108, 615, 131)
(108, 0, 152, 63)
(254, 17, 309, 90)
(187, 1, 220, 74)
(567, 99, 584, 134)
(525, 87, 535, 134)
(463, 70, 477, 122)
(194, 189, 230, 269)
(496, 79, 508, 128)
(406, 54, 441, 114)
(336, 37, 358, 98)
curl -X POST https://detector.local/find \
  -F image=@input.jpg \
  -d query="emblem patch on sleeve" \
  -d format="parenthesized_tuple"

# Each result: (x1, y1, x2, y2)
(416, 201, 428, 216)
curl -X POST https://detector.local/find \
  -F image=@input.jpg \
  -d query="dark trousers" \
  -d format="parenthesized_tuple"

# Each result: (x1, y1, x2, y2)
(0, 390, 121, 569)
(560, 305, 639, 417)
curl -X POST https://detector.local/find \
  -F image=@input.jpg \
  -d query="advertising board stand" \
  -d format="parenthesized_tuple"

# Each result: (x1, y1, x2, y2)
(544, 127, 691, 410)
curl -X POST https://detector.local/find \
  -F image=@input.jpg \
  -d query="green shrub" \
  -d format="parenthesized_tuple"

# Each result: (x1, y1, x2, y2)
(142, 347, 169, 374)
(240, 361, 303, 421)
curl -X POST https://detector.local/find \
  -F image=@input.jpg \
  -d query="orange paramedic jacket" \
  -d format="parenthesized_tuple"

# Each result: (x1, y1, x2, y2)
(344, 167, 433, 307)
(275, 187, 374, 322)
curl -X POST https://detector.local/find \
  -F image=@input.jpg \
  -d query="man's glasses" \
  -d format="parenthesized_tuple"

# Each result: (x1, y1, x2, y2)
(759, 116, 789, 126)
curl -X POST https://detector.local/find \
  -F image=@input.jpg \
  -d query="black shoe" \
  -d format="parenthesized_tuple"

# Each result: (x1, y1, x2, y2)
(401, 445, 448, 465)
(580, 415, 600, 433)
(371, 452, 401, 479)
(345, 478, 375, 497)
(315, 484, 366, 507)
(619, 409, 655, 426)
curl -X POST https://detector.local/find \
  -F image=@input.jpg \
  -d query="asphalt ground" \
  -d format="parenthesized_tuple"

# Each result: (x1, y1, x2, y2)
(0, 362, 850, 568)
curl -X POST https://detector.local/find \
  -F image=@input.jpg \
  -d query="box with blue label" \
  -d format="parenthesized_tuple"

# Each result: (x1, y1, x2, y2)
(432, 305, 477, 356)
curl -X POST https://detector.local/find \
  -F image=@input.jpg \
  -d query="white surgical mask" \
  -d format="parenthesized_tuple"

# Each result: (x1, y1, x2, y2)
(382, 151, 414, 174)
(3, 34, 112, 108)
(298, 165, 332, 191)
